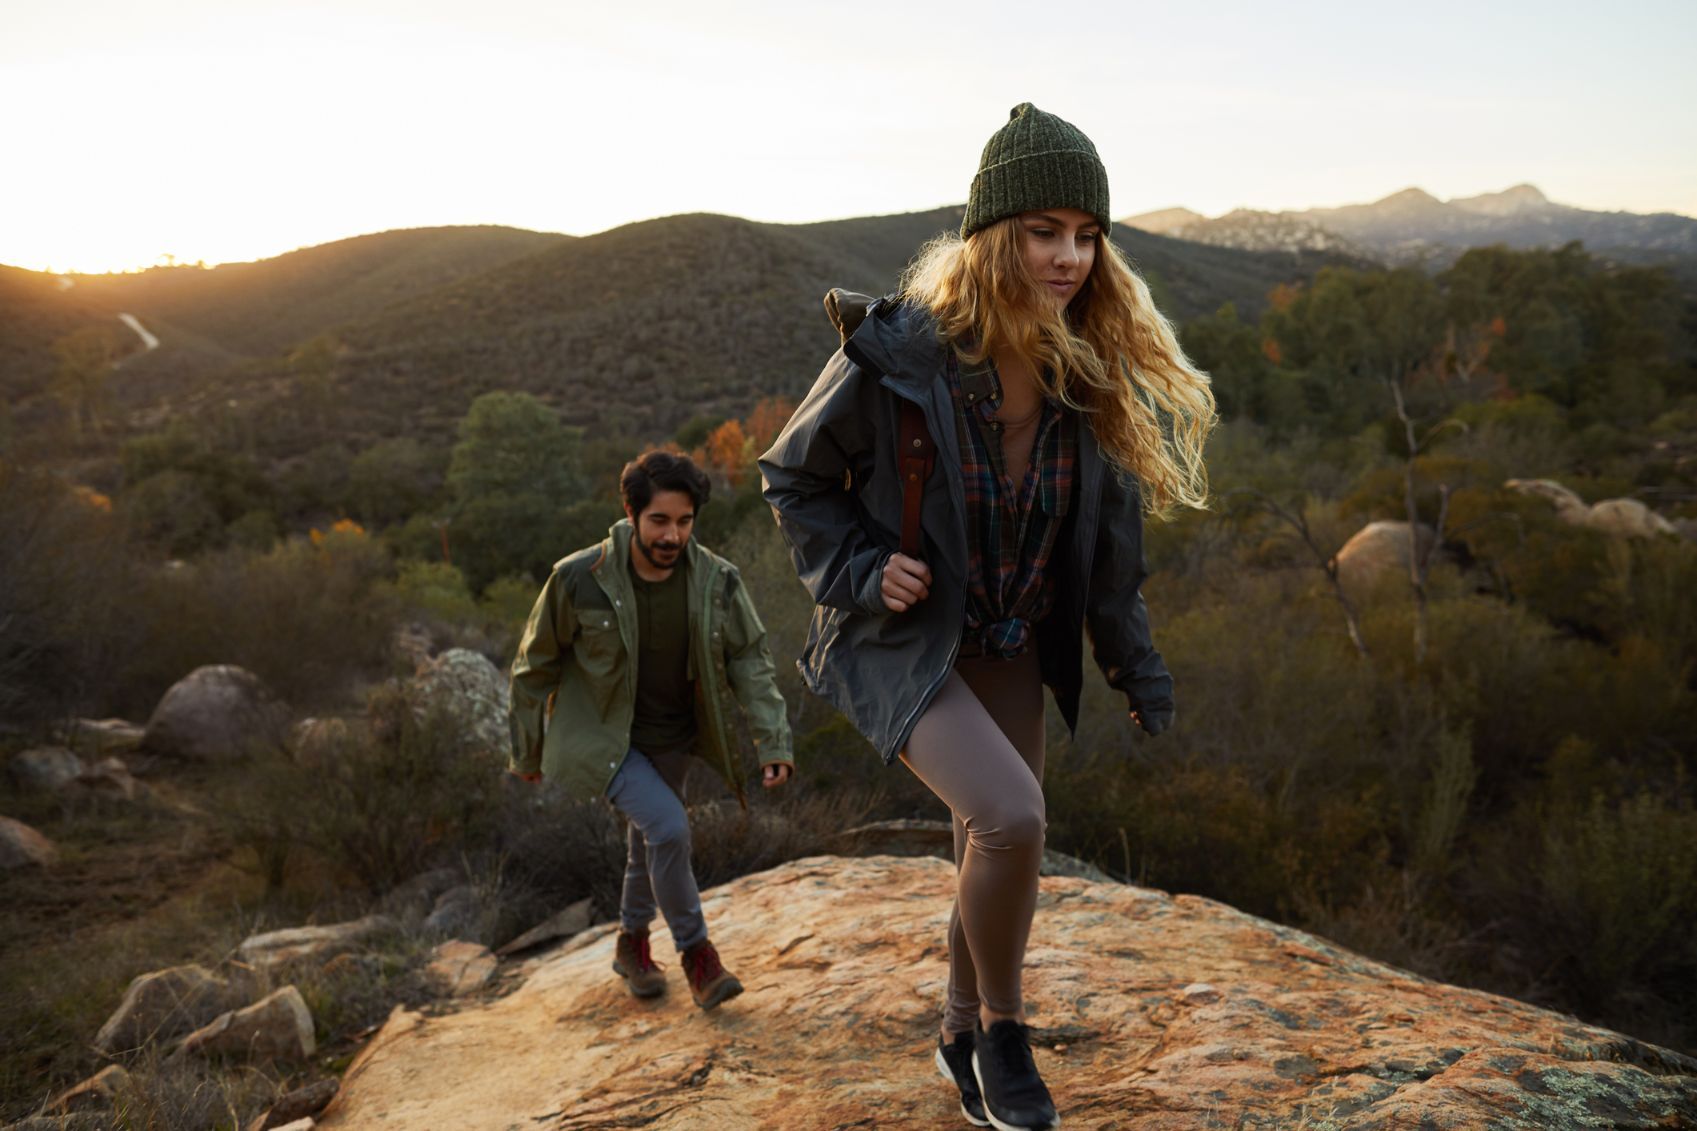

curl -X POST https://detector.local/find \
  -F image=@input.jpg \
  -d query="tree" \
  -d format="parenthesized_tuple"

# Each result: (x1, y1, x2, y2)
(447, 392, 583, 503)
(443, 393, 588, 589)
(350, 438, 444, 526)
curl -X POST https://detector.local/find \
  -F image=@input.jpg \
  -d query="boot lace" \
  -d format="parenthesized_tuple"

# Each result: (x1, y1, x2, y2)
(632, 933, 661, 973)
(622, 932, 662, 973)
(686, 942, 724, 987)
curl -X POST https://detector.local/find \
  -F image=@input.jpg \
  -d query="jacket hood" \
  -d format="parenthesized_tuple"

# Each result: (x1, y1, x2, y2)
(844, 297, 948, 395)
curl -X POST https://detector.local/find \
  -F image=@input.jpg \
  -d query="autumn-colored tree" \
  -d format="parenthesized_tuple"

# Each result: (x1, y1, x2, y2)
(745, 396, 796, 452)
(702, 419, 751, 486)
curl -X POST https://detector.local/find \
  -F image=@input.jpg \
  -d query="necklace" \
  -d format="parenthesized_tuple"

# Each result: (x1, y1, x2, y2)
(995, 398, 1044, 429)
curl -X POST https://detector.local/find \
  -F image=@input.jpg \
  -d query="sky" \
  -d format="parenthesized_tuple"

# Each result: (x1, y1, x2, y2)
(3, 0, 1695, 274)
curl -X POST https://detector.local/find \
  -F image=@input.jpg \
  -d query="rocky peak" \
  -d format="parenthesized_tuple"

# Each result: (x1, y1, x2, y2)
(1370, 187, 1447, 215)
(315, 856, 1696, 1130)
(1120, 206, 1207, 235)
(1451, 184, 1557, 216)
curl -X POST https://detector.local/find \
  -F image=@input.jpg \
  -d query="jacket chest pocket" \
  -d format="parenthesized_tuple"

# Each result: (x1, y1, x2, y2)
(574, 610, 626, 711)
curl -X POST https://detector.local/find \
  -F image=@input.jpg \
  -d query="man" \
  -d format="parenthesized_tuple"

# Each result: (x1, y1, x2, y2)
(508, 449, 793, 1010)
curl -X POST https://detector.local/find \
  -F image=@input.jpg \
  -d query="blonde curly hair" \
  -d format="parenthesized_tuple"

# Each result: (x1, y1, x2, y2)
(900, 217, 1217, 515)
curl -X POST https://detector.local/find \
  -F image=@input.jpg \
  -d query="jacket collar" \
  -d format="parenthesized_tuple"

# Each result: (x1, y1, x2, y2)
(843, 296, 948, 396)
(595, 517, 711, 584)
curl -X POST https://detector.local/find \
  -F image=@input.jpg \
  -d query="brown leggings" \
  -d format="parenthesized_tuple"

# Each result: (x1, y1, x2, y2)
(901, 650, 1046, 1036)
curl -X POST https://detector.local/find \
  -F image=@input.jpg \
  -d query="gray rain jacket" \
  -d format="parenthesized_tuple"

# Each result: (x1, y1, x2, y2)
(757, 293, 1174, 765)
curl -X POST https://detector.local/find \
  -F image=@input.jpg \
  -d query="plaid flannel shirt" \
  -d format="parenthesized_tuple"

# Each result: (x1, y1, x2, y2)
(946, 348, 1077, 659)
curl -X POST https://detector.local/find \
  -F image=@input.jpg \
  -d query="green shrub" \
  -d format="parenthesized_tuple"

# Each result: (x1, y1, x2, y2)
(221, 687, 503, 895)
(1474, 787, 1697, 1047)
(118, 529, 398, 717)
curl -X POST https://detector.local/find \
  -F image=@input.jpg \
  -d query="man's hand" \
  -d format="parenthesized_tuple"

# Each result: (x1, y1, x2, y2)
(881, 553, 932, 613)
(509, 769, 543, 784)
(761, 762, 793, 788)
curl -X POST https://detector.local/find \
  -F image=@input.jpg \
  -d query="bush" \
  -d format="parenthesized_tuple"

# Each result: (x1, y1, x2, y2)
(221, 686, 504, 895)
(0, 461, 142, 725)
(117, 528, 398, 717)
(1473, 787, 1697, 1048)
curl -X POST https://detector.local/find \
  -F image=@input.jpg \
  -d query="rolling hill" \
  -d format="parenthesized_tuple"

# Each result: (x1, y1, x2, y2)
(3, 209, 1365, 463)
(66, 225, 572, 359)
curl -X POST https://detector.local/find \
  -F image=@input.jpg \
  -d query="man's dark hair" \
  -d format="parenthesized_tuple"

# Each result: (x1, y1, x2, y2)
(620, 449, 711, 516)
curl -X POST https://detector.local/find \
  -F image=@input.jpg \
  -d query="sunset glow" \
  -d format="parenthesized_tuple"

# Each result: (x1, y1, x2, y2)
(3, 0, 1694, 274)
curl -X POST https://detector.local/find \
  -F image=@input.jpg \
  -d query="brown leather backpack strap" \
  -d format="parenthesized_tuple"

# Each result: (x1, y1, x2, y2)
(897, 398, 935, 559)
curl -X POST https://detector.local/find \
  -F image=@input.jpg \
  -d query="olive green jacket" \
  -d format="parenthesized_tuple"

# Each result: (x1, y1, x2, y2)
(507, 520, 793, 803)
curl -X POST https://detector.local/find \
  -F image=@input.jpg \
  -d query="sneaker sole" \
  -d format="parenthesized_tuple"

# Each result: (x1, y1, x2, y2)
(611, 960, 666, 999)
(935, 1046, 991, 1128)
(694, 975, 743, 1011)
(971, 1049, 1060, 1131)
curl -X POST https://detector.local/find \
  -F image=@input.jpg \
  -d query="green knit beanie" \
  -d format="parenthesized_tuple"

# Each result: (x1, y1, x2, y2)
(961, 102, 1111, 238)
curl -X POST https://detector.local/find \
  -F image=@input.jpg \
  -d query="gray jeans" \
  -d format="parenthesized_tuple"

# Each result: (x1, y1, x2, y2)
(605, 747, 707, 953)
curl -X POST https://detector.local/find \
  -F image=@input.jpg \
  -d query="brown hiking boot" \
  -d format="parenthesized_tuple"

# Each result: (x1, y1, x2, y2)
(612, 929, 667, 998)
(682, 939, 743, 1010)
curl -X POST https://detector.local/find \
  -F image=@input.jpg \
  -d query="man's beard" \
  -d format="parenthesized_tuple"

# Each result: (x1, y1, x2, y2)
(634, 528, 684, 572)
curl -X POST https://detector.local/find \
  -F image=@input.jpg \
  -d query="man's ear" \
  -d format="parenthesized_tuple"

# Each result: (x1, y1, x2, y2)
(623, 503, 637, 524)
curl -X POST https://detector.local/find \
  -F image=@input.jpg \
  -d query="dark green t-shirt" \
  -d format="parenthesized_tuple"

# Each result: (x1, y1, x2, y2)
(628, 559, 697, 757)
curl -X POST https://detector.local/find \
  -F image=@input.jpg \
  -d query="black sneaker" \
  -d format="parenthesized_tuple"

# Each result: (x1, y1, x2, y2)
(971, 1020, 1059, 1131)
(935, 1031, 989, 1127)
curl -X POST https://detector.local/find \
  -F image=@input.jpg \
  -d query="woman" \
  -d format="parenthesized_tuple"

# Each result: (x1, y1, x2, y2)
(759, 103, 1215, 1131)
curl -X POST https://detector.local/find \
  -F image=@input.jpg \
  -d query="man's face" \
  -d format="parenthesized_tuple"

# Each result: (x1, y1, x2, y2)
(627, 489, 696, 572)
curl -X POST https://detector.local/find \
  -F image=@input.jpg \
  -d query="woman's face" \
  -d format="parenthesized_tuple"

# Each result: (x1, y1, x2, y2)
(1018, 207, 1099, 310)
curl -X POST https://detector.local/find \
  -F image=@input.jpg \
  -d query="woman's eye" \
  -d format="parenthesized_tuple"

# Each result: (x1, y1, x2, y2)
(1029, 227, 1054, 238)
(1079, 232, 1099, 243)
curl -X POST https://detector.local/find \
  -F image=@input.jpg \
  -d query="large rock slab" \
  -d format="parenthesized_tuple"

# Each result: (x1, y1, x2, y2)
(0, 817, 56, 869)
(316, 856, 1697, 1131)
(8, 746, 84, 791)
(144, 664, 289, 760)
(406, 648, 509, 758)
(95, 964, 232, 1053)
(176, 986, 315, 1063)
(237, 914, 395, 972)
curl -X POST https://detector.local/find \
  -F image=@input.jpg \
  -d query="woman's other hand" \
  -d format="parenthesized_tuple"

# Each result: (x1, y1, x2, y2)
(881, 553, 932, 612)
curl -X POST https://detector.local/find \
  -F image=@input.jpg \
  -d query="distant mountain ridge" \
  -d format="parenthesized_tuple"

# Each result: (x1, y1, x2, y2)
(1125, 185, 1697, 268)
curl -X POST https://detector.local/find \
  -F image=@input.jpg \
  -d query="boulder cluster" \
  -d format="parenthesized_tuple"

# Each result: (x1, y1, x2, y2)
(1, 647, 558, 1131)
